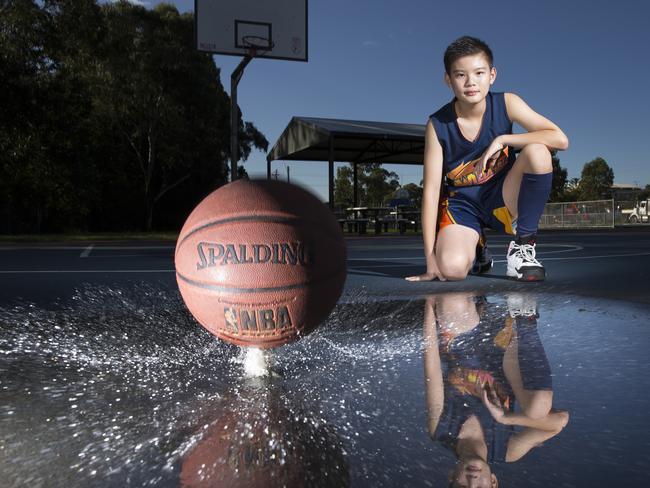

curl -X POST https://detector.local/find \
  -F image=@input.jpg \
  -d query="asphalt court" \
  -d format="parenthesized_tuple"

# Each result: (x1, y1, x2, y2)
(2, 231, 650, 487)
(1, 229, 649, 306)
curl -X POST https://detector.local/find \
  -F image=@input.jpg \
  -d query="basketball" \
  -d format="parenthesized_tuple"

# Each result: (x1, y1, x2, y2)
(175, 179, 347, 348)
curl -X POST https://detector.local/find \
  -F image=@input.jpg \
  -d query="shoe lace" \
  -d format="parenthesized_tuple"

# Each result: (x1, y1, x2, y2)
(509, 307, 537, 318)
(507, 294, 538, 317)
(513, 242, 541, 266)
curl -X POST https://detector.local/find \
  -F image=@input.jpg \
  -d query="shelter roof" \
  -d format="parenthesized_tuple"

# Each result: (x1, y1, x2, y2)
(267, 116, 426, 164)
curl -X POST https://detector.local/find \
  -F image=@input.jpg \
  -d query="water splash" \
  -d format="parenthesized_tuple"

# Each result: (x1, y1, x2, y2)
(239, 347, 272, 378)
(0, 283, 428, 486)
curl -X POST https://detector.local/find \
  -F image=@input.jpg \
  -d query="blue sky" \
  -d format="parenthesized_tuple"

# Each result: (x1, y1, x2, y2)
(124, 0, 650, 201)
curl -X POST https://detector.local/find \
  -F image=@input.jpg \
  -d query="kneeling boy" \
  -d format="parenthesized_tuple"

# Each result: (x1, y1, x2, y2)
(406, 36, 568, 283)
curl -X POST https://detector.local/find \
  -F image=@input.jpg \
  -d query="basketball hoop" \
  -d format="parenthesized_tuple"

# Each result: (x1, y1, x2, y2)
(242, 35, 275, 57)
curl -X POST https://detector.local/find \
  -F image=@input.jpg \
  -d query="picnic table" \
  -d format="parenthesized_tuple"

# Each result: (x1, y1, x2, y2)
(338, 206, 420, 235)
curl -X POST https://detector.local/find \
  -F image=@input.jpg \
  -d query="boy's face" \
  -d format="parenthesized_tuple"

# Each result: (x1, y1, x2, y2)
(449, 458, 498, 488)
(445, 53, 496, 104)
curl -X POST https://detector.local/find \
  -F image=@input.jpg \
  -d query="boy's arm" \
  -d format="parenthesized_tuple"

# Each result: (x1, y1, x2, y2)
(423, 297, 445, 435)
(406, 120, 445, 281)
(482, 388, 569, 462)
(497, 92, 569, 151)
(505, 410, 570, 462)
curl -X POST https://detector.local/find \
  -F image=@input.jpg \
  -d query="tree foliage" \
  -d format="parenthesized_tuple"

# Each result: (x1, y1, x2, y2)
(549, 151, 568, 202)
(556, 177, 581, 202)
(333, 163, 400, 208)
(0, 0, 267, 233)
(333, 165, 354, 208)
(401, 183, 423, 208)
(360, 164, 400, 206)
(579, 157, 614, 201)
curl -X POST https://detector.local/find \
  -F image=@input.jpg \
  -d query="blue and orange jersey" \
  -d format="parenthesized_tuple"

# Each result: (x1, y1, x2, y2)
(430, 91, 515, 191)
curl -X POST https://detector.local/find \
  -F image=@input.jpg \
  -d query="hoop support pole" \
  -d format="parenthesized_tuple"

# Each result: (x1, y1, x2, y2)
(230, 54, 253, 182)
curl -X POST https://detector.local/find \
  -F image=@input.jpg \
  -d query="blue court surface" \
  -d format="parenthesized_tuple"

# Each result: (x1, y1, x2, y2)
(1, 229, 650, 487)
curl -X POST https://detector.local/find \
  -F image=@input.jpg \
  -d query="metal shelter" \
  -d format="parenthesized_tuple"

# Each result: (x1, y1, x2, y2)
(266, 117, 426, 206)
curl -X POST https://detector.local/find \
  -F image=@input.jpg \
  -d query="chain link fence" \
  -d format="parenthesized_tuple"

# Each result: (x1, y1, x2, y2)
(540, 200, 614, 229)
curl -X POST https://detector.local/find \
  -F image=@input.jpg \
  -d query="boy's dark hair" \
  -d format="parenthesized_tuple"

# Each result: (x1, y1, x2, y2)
(443, 36, 493, 75)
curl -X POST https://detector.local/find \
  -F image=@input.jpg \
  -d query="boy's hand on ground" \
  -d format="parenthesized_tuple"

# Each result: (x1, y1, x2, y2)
(405, 254, 446, 281)
(478, 138, 504, 174)
(405, 272, 442, 281)
(482, 387, 507, 423)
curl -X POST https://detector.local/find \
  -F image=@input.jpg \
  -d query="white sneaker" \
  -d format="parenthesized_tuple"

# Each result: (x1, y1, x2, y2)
(506, 239, 545, 282)
(506, 293, 538, 317)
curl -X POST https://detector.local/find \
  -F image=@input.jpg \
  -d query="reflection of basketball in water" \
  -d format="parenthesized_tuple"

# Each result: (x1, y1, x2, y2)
(179, 389, 349, 488)
(175, 179, 347, 348)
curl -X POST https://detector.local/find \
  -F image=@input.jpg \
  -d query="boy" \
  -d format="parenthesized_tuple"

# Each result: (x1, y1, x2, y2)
(406, 36, 568, 283)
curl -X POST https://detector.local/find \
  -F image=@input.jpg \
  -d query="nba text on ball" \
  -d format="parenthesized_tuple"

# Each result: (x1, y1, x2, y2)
(223, 305, 292, 334)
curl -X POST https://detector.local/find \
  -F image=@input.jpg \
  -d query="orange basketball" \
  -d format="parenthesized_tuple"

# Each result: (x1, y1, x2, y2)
(175, 179, 347, 348)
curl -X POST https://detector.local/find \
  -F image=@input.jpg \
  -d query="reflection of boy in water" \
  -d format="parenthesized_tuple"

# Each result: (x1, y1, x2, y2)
(423, 293, 569, 487)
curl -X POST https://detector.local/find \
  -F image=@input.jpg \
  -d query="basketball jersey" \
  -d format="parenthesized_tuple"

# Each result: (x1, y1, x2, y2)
(429, 92, 515, 192)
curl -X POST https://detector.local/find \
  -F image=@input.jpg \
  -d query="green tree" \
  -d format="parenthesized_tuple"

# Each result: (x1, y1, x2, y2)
(333, 163, 401, 208)
(1, 0, 268, 233)
(95, 1, 268, 229)
(236, 165, 250, 180)
(557, 177, 581, 202)
(579, 157, 614, 201)
(402, 183, 423, 208)
(0, 0, 102, 232)
(360, 163, 399, 206)
(549, 151, 568, 202)
(333, 165, 354, 208)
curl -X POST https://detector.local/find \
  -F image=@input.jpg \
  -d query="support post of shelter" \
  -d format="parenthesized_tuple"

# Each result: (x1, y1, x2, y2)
(230, 55, 253, 182)
(266, 158, 271, 179)
(353, 162, 358, 207)
(328, 136, 334, 209)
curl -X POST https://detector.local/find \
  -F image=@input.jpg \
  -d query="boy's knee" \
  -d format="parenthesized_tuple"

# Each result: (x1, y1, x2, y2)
(522, 390, 553, 420)
(521, 143, 552, 172)
(438, 253, 472, 281)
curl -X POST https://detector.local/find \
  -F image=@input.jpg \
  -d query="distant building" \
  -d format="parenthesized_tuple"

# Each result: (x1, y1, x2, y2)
(611, 183, 643, 202)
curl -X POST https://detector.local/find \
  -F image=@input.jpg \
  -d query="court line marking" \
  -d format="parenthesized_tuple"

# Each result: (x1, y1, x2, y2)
(349, 244, 583, 261)
(493, 250, 650, 263)
(349, 250, 650, 269)
(1, 248, 648, 274)
(80, 244, 94, 258)
(89, 254, 159, 259)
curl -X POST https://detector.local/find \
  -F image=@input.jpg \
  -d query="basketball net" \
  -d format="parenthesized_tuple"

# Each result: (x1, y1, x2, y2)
(242, 35, 274, 58)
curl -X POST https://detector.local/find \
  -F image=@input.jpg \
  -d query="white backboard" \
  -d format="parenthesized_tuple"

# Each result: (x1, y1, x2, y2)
(195, 0, 308, 61)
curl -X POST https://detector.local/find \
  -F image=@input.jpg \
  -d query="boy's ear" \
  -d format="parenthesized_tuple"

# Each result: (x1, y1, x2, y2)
(444, 72, 451, 87)
(490, 66, 497, 85)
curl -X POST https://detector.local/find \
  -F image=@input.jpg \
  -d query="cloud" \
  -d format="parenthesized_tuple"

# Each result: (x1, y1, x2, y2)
(362, 40, 378, 47)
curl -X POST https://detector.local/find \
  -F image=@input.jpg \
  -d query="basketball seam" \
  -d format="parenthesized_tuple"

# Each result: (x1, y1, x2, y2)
(177, 215, 338, 250)
(176, 266, 346, 294)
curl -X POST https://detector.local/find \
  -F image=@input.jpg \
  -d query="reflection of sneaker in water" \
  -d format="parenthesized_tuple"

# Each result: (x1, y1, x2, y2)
(506, 235, 545, 281)
(472, 231, 493, 274)
(507, 293, 538, 318)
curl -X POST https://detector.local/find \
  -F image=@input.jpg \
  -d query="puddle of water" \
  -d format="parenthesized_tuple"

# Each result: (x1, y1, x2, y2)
(1, 285, 649, 487)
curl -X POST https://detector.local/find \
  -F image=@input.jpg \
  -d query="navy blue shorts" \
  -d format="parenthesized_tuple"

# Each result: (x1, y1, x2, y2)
(438, 170, 516, 236)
